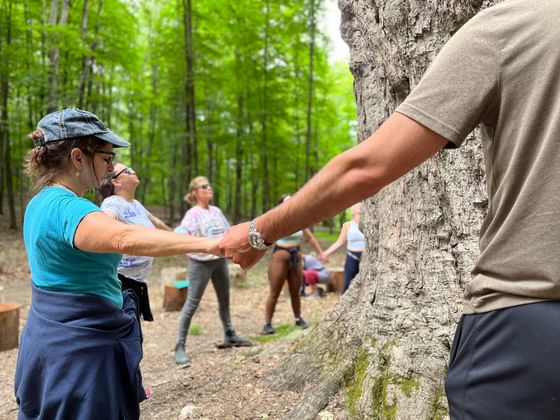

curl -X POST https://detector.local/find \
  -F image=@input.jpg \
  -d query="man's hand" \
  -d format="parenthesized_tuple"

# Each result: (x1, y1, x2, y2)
(220, 222, 267, 269)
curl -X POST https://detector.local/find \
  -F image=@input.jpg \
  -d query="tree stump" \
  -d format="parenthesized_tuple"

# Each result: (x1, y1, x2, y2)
(228, 263, 247, 288)
(326, 267, 344, 294)
(161, 267, 188, 311)
(163, 285, 188, 311)
(0, 303, 22, 352)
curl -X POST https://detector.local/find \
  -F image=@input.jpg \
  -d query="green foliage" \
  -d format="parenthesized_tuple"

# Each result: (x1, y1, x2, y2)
(313, 229, 340, 243)
(189, 324, 203, 336)
(0, 0, 357, 224)
(250, 323, 301, 344)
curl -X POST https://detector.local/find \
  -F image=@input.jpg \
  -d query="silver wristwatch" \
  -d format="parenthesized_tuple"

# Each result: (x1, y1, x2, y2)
(248, 219, 270, 250)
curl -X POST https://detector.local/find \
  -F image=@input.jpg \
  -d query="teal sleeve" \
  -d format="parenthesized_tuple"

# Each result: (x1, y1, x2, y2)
(59, 195, 101, 248)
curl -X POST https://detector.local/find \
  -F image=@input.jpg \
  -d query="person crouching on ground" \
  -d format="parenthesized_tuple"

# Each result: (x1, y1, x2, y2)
(302, 254, 331, 299)
(99, 163, 172, 322)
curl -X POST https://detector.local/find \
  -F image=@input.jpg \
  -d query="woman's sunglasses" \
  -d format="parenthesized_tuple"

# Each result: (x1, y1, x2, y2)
(196, 183, 210, 190)
(112, 167, 135, 180)
(96, 150, 116, 164)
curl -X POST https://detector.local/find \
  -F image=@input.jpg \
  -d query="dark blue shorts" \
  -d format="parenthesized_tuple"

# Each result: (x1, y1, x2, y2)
(446, 301, 560, 419)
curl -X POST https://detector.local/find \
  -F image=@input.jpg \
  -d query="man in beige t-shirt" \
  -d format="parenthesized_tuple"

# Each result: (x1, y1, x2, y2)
(221, 1, 560, 417)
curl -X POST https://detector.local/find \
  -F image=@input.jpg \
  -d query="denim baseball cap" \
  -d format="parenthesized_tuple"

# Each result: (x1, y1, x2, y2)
(36, 108, 130, 147)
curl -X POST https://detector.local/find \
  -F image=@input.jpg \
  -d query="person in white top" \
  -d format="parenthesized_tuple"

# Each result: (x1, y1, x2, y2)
(320, 203, 365, 292)
(100, 163, 172, 321)
(174, 176, 252, 365)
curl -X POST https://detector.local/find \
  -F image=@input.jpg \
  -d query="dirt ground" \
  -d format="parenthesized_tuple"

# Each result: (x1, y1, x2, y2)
(0, 214, 348, 420)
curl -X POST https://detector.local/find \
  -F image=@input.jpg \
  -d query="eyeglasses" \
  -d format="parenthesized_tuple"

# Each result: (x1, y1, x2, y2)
(96, 150, 116, 164)
(197, 183, 210, 190)
(112, 167, 135, 180)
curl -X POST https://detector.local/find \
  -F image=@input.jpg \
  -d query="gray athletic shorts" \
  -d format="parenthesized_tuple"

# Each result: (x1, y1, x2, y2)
(446, 301, 560, 419)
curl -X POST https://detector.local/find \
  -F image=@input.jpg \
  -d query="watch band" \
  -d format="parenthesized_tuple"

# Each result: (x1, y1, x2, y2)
(248, 219, 270, 250)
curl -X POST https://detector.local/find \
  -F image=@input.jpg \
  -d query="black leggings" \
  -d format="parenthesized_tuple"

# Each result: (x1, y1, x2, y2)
(343, 251, 362, 292)
(118, 274, 154, 321)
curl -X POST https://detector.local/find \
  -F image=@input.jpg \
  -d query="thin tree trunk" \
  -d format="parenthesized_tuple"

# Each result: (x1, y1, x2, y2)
(46, 0, 60, 113)
(76, 0, 89, 108)
(24, 0, 35, 129)
(1, 0, 17, 228)
(0, 0, 5, 215)
(38, 0, 48, 111)
(205, 79, 214, 181)
(47, 0, 69, 112)
(293, 51, 302, 190)
(233, 91, 243, 224)
(260, 0, 271, 211)
(168, 144, 178, 224)
(304, 0, 316, 182)
(83, 0, 103, 111)
(182, 0, 196, 173)
(248, 103, 257, 218)
(139, 63, 159, 203)
(213, 147, 221, 207)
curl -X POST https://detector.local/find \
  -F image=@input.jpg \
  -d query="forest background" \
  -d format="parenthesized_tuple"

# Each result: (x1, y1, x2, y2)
(0, 0, 357, 228)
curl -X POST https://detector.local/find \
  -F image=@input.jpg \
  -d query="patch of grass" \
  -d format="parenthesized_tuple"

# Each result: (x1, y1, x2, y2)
(250, 323, 301, 343)
(313, 230, 340, 243)
(189, 324, 203, 335)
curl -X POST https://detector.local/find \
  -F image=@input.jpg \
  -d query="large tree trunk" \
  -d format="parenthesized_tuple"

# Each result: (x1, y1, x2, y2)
(266, 1, 494, 419)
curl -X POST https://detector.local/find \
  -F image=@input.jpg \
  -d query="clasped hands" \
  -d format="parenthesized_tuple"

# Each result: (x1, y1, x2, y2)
(219, 222, 267, 269)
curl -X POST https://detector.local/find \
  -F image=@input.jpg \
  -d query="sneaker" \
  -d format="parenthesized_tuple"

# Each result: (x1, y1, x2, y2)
(305, 291, 320, 300)
(174, 343, 191, 366)
(261, 323, 276, 335)
(295, 317, 309, 329)
(220, 329, 253, 348)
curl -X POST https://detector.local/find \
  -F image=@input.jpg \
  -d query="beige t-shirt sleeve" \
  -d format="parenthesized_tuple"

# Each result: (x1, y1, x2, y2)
(397, 9, 499, 147)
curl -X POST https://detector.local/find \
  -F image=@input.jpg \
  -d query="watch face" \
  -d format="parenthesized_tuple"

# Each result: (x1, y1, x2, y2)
(249, 233, 265, 250)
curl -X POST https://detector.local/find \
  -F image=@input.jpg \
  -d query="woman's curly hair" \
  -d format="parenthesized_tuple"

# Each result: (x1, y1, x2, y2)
(25, 129, 104, 188)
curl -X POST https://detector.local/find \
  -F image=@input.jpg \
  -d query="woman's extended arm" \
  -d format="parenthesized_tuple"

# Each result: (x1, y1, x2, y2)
(321, 222, 350, 260)
(303, 228, 323, 255)
(147, 212, 172, 231)
(74, 211, 220, 256)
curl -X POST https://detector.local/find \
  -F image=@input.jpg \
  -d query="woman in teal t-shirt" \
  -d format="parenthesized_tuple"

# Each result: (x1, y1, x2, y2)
(16, 109, 221, 420)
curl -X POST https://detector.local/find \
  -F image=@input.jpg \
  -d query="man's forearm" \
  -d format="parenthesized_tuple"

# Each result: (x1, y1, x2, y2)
(255, 113, 448, 243)
(256, 150, 374, 243)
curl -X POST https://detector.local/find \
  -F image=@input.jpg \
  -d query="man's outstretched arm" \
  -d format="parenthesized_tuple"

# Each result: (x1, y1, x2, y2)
(220, 112, 448, 268)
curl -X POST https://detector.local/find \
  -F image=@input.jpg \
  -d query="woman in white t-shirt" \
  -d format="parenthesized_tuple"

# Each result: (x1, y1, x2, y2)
(99, 163, 172, 321)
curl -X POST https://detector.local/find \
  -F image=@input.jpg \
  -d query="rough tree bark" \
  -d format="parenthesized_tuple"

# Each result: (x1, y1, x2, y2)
(265, 1, 498, 419)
